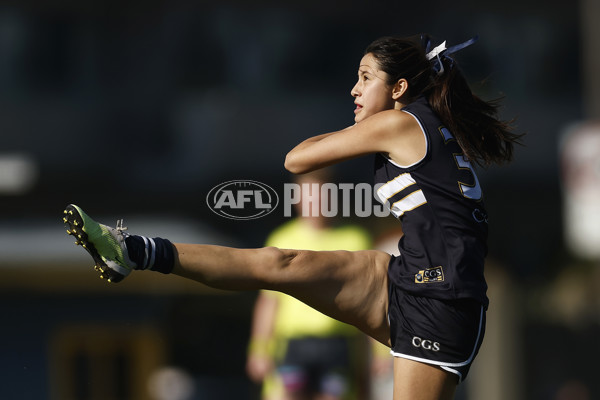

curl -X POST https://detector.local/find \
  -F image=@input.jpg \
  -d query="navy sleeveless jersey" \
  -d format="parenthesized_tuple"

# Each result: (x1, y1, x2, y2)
(374, 97, 489, 306)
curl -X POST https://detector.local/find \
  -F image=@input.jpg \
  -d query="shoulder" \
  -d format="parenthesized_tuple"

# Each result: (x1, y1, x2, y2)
(364, 109, 427, 166)
(362, 109, 419, 132)
(352, 109, 422, 149)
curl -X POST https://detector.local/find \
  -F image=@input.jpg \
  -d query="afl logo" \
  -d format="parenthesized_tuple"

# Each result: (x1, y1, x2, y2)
(206, 180, 279, 220)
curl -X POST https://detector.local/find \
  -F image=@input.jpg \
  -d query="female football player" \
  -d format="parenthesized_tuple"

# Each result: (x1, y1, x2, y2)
(65, 34, 521, 400)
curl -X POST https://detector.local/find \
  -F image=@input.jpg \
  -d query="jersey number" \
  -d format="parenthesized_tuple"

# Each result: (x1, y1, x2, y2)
(441, 127, 482, 201)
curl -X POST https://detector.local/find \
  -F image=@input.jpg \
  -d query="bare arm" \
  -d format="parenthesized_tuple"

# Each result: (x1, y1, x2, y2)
(249, 291, 278, 343)
(284, 110, 425, 174)
(246, 291, 279, 382)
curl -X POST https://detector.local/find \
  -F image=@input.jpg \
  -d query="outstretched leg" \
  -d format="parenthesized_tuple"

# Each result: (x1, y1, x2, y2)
(63, 204, 390, 342)
(172, 244, 391, 345)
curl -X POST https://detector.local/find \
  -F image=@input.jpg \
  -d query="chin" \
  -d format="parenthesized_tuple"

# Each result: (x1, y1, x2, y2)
(354, 110, 371, 123)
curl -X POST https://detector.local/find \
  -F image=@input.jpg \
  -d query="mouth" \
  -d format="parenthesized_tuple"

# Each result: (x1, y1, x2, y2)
(354, 103, 363, 114)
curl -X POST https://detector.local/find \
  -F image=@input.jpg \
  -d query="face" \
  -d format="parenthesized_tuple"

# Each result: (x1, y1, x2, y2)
(351, 53, 396, 123)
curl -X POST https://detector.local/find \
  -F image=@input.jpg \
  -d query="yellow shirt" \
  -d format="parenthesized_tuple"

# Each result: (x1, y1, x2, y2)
(263, 218, 372, 338)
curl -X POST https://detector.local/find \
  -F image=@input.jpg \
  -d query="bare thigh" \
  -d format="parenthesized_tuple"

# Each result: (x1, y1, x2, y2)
(172, 244, 391, 345)
(261, 248, 391, 345)
(393, 357, 457, 400)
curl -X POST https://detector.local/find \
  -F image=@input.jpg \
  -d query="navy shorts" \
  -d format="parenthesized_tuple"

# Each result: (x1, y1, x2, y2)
(388, 284, 486, 382)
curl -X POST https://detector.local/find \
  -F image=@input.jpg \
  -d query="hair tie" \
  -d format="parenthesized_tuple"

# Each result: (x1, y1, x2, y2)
(424, 35, 479, 75)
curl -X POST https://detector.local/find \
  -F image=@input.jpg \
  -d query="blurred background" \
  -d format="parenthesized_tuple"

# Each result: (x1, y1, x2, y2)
(1, 0, 598, 398)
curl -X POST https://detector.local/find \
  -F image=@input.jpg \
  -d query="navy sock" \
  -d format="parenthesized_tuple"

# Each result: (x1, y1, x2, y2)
(125, 235, 175, 274)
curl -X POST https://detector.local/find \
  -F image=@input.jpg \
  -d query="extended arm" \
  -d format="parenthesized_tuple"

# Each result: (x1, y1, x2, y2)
(284, 110, 425, 174)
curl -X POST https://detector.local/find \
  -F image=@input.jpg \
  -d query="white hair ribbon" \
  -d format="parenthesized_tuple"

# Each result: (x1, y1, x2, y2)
(424, 36, 478, 75)
(426, 41, 447, 61)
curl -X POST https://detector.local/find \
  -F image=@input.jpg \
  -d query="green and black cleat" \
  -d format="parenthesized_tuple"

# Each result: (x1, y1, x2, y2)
(63, 204, 137, 283)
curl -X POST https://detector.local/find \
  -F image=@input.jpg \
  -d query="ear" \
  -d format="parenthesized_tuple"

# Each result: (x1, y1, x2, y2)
(391, 78, 408, 100)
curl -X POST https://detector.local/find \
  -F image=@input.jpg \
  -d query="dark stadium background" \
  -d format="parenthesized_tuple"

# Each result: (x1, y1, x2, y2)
(1, 1, 597, 399)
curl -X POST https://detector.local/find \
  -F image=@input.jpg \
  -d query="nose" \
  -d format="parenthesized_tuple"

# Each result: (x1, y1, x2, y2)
(351, 81, 360, 98)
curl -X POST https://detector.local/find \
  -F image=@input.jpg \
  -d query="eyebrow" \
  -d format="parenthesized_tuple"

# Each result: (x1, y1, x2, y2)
(358, 65, 376, 74)
(358, 65, 387, 81)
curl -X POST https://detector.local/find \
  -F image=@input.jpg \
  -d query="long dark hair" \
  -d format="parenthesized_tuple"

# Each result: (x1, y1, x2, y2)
(365, 35, 523, 167)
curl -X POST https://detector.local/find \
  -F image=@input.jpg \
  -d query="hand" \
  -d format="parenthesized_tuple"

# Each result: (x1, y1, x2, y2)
(246, 353, 274, 383)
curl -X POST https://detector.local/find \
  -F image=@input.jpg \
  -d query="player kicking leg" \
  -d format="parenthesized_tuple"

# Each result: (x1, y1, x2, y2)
(63, 204, 392, 345)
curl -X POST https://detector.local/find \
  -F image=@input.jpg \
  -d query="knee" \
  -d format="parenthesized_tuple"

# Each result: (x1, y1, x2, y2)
(251, 246, 299, 284)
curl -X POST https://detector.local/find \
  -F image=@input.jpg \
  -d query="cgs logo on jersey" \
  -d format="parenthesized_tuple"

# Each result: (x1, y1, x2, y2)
(415, 266, 444, 284)
(206, 180, 279, 220)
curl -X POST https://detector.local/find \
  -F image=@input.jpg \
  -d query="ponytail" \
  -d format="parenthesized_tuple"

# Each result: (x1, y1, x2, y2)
(425, 40, 523, 167)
